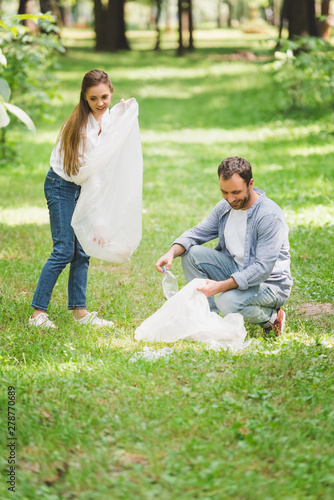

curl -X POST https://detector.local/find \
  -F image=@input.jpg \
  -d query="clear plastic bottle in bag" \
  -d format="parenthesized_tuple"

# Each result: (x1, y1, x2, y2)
(162, 267, 178, 299)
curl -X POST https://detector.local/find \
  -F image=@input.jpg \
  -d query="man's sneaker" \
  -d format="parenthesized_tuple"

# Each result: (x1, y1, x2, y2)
(75, 311, 114, 328)
(29, 312, 56, 329)
(263, 308, 286, 336)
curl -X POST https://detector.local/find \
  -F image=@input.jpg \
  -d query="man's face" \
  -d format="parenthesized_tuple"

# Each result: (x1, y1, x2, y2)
(219, 173, 253, 210)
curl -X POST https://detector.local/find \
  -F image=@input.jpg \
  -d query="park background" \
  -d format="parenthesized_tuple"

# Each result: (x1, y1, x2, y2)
(1, 1, 334, 499)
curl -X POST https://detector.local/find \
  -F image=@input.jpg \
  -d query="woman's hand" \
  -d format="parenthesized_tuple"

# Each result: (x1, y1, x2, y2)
(93, 226, 110, 247)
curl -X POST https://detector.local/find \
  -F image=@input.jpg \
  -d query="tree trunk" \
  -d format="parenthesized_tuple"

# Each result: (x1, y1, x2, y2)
(281, 0, 318, 38)
(18, 0, 36, 29)
(306, 0, 318, 36)
(58, 1, 70, 27)
(18, 0, 30, 14)
(318, 0, 331, 38)
(154, 0, 162, 51)
(225, 0, 232, 28)
(177, 0, 184, 55)
(177, 0, 194, 55)
(116, 0, 129, 50)
(39, 0, 64, 27)
(188, 0, 194, 51)
(94, 0, 106, 51)
(94, 0, 129, 52)
(217, 0, 222, 28)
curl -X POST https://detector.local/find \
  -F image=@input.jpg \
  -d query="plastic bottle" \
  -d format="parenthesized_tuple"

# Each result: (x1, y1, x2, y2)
(162, 267, 178, 299)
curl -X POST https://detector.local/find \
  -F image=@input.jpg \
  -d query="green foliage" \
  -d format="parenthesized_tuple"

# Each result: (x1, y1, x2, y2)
(0, 74, 36, 133)
(268, 36, 334, 109)
(0, 14, 65, 135)
(0, 47, 36, 150)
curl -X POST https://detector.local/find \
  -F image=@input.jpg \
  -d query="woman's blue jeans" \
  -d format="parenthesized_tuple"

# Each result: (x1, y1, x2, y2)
(31, 168, 90, 312)
(181, 246, 278, 328)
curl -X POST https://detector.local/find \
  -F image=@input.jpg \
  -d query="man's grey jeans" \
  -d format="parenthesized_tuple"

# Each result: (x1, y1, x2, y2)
(181, 246, 279, 328)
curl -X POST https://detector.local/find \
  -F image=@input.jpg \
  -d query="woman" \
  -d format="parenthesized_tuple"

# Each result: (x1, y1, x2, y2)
(29, 69, 116, 329)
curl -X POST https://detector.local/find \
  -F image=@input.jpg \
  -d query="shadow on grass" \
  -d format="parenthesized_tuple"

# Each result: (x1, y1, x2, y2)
(51, 46, 332, 134)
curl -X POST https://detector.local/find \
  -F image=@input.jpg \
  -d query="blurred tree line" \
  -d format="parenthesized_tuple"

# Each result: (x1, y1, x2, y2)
(0, 0, 333, 150)
(0, 0, 332, 52)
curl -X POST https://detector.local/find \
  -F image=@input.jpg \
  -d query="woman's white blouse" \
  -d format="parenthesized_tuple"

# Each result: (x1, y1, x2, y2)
(50, 110, 111, 184)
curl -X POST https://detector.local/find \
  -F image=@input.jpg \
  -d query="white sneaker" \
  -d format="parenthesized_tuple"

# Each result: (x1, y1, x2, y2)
(75, 311, 114, 328)
(29, 312, 56, 329)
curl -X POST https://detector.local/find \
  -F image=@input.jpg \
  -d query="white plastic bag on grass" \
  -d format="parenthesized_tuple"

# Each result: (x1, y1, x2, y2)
(71, 98, 143, 262)
(135, 278, 247, 349)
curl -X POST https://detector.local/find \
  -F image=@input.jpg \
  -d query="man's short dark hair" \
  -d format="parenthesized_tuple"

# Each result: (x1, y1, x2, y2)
(217, 157, 253, 186)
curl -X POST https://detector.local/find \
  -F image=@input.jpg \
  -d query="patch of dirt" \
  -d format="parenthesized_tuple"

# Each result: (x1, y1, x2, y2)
(297, 303, 334, 317)
(208, 51, 270, 62)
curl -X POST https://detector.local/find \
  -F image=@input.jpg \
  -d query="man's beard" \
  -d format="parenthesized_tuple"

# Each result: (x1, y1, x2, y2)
(229, 188, 251, 210)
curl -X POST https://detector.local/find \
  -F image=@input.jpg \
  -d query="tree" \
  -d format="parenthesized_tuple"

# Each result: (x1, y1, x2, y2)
(39, 0, 66, 26)
(94, 0, 129, 52)
(18, 0, 36, 29)
(280, 0, 318, 39)
(18, 0, 64, 26)
(318, 0, 331, 39)
(224, 0, 233, 27)
(154, 0, 162, 51)
(177, 0, 194, 56)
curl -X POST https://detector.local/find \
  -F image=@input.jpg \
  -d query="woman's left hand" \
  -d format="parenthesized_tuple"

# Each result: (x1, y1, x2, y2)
(93, 226, 110, 247)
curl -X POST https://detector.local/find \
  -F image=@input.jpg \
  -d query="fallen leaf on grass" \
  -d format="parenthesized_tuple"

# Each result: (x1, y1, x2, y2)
(41, 410, 54, 422)
(239, 426, 251, 435)
(43, 461, 69, 486)
(116, 451, 147, 466)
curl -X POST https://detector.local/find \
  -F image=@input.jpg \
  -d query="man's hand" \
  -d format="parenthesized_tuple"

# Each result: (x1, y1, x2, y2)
(155, 244, 186, 273)
(197, 279, 224, 297)
(155, 251, 173, 273)
(197, 277, 238, 297)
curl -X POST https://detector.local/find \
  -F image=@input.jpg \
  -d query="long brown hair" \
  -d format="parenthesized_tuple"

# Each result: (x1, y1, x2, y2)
(58, 69, 113, 177)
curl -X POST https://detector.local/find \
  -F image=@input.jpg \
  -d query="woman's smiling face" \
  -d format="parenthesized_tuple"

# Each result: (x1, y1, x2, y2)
(85, 83, 112, 120)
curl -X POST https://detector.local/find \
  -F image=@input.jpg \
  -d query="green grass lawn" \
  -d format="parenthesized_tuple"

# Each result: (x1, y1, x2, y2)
(0, 28, 334, 499)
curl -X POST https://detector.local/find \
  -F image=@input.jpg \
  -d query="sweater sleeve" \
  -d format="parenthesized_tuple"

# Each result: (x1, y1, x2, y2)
(173, 203, 221, 252)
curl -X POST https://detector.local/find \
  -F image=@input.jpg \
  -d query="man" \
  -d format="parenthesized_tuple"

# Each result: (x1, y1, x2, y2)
(155, 157, 292, 335)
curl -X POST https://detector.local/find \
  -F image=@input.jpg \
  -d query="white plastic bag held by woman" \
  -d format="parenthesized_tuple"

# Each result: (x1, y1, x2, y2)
(71, 98, 143, 262)
(135, 279, 247, 347)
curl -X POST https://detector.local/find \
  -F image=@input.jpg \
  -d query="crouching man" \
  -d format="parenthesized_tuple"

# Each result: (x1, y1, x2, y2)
(155, 157, 293, 335)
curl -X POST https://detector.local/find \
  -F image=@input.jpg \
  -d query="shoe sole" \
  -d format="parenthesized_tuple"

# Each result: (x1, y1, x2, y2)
(279, 311, 286, 335)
